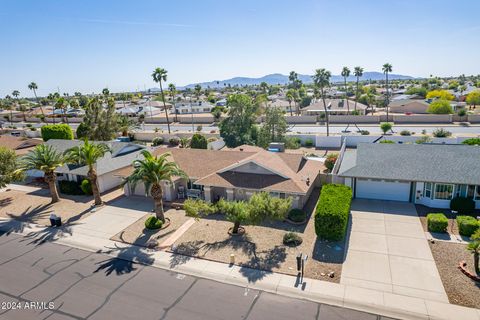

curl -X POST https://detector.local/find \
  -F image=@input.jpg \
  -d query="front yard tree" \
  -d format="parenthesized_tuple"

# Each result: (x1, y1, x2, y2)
(380, 122, 393, 135)
(219, 94, 258, 147)
(426, 99, 454, 114)
(190, 133, 208, 149)
(151, 67, 171, 134)
(382, 63, 393, 119)
(65, 140, 110, 206)
(258, 107, 287, 148)
(28, 82, 45, 118)
(312, 68, 332, 136)
(17, 145, 66, 203)
(124, 150, 186, 222)
(353, 66, 364, 112)
(466, 90, 480, 108)
(0, 147, 24, 188)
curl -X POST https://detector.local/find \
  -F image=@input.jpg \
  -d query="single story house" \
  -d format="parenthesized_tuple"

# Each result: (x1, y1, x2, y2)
(0, 135, 42, 156)
(118, 147, 324, 209)
(301, 99, 368, 116)
(46, 139, 147, 193)
(336, 143, 480, 209)
(388, 99, 431, 114)
(175, 101, 213, 114)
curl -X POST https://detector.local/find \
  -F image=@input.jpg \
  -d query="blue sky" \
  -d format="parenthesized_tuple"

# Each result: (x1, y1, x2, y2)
(1, 0, 479, 97)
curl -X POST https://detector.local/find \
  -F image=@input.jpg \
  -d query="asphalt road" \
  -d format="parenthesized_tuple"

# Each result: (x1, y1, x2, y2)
(0, 232, 396, 320)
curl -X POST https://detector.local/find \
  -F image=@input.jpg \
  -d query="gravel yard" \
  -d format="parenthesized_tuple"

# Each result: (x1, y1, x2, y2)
(429, 241, 480, 308)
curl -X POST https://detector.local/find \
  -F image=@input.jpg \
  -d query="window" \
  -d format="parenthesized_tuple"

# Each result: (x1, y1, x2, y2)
(424, 182, 432, 198)
(456, 185, 467, 198)
(476, 186, 480, 201)
(269, 192, 280, 198)
(468, 185, 476, 198)
(434, 184, 454, 200)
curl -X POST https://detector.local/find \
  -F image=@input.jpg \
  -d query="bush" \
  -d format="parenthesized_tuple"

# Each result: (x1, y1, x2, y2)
(80, 179, 93, 195)
(58, 180, 84, 195)
(304, 138, 314, 148)
(196, 125, 203, 132)
(380, 122, 392, 134)
(456, 215, 479, 237)
(400, 130, 411, 136)
(416, 135, 432, 144)
(450, 197, 475, 215)
(40, 124, 74, 141)
(379, 140, 395, 144)
(432, 128, 452, 138)
(169, 136, 180, 146)
(427, 213, 448, 233)
(152, 136, 164, 146)
(462, 138, 480, 145)
(184, 198, 216, 219)
(283, 232, 303, 246)
(315, 184, 352, 240)
(427, 99, 453, 114)
(288, 209, 307, 223)
(324, 153, 338, 172)
(30, 127, 37, 131)
(359, 130, 370, 135)
(190, 133, 208, 149)
(284, 136, 301, 149)
(457, 109, 467, 117)
(76, 122, 89, 139)
(144, 216, 163, 230)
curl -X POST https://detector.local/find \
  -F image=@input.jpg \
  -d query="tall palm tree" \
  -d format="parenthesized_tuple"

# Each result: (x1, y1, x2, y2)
(194, 84, 202, 101)
(312, 69, 332, 136)
(17, 145, 66, 203)
(65, 140, 110, 206)
(28, 82, 45, 118)
(341, 67, 351, 113)
(353, 66, 364, 112)
(382, 63, 393, 120)
(168, 83, 178, 122)
(11, 90, 20, 125)
(123, 150, 186, 222)
(151, 68, 171, 134)
(102, 88, 110, 96)
(286, 90, 294, 116)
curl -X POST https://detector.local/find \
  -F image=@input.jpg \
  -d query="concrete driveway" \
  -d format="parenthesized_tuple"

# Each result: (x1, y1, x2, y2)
(341, 199, 448, 303)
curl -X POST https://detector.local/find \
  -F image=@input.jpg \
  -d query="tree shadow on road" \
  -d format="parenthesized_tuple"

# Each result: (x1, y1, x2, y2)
(95, 242, 155, 276)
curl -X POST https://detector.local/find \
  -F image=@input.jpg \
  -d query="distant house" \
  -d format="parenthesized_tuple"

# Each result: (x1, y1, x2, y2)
(336, 143, 480, 209)
(301, 99, 367, 116)
(118, 147, 323, 209)
(0, 135, 42, 156)
(175, 101, 214, 114)
(268, 99, 292, 113)
(46, 139, 147, 193)
(388, 99, 430, 114)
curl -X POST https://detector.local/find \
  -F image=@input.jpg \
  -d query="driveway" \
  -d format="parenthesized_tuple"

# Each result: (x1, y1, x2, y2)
(341, 199, 448, 302)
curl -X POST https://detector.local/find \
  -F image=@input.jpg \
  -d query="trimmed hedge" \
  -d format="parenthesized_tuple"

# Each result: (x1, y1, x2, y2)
(456, 215, 480, 237)
(287, 209, 307, 222)
(314, 184, 352, 240)
(41, 124, 74, 141)
(59, 180, 84, 195)
(450, 197, 475, 215)
(152, 136, 164, 146)
(427, 213, 448, 233)
(80, 179, 93, 195)
(145, 216, 163, 230)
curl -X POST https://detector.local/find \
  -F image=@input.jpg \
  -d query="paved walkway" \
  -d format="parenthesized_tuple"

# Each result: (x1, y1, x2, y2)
(342, 199, 448, 303)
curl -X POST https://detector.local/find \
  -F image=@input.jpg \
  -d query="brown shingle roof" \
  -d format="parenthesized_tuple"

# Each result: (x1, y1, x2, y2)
(0, 136, 42, 156)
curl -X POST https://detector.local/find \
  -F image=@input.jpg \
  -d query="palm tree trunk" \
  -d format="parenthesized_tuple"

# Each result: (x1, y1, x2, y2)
(88, 170, 102, 206)
(345, 79, 350, 114)
(160, 83, 171, 134)
(386, 73, 389, 121)
(10, 110, 13, 126)
(289, 102, 292, 116)
(153, 196, 165, 222)
(475, 252, 479, 275)
(355, 78, 359, 112)
(45, 172, 60, 203)
(33, 90, 45, 118)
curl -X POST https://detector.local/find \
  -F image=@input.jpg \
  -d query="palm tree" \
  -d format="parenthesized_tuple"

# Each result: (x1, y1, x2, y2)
(312, 69, 332, 136)
(341, 67, 351, 113)
(468, 230, 480, 274)
(17, 145, 65, 203)
(354, 66, 364, 113)
(11, 90, 20, 125)
(28, 82, 45, 118)
(65, 140, 110, 206)
(168, 83, 178, 122)
(194, 84, 202, 101)
(382, 63, 393, 120)
(151, 68, 171, 134)
(117, 115, 139, 137)
(102, 88, 110, 96)
(123, 150, 186, 222)
(286, 90, 294, 116)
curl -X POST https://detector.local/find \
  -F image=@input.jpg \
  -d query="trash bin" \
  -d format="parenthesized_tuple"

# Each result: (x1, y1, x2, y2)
(49, 214, 57, 227)
(54, 217, 62, 227)
(296, 253, 302, 272)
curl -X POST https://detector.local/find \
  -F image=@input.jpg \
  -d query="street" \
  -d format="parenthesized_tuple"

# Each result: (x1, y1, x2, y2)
(0, 232, 396, 320)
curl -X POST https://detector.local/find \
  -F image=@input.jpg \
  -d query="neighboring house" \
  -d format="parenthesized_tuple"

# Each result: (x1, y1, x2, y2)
(388, 99, 430, 114)
(336, 143, 480, 209)
(175, 101, 214, 114)
(268, 99, 293, 113)
(0, 135, 42, 156)
(301, 99, 368, 115)
(119, 147, 324, 209)
(46, 139, 147, 193)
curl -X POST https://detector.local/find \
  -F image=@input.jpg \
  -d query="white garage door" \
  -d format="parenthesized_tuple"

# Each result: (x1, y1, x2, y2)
(356, 179, 411, 202)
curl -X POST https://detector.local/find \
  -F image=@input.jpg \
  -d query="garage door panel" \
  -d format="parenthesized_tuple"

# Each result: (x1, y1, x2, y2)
(356, 179, 410, 202)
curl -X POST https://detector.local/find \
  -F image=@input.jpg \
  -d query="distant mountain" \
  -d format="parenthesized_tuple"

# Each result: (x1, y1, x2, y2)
(179, 72, 414, 89)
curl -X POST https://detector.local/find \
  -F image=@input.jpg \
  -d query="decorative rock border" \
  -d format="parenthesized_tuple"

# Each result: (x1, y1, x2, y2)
(458, 260, 480, 281)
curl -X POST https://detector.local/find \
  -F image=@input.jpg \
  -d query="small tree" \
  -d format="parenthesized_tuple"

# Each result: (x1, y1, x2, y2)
(380, 122, 392, 134)
(467, 229, 480, 274)
(190, 133, 208, 149)
(466, 90, 480, 108)
(0, 147, 24, 188)
(324, 153, 338, 172)
(427, 99, 453, 114)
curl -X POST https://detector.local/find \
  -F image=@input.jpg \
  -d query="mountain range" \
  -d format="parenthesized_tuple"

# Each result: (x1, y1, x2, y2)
(177, 72, 414, 89)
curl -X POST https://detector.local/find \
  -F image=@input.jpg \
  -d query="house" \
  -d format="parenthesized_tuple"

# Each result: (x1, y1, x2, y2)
(268, 99, 293, 113)
(46, 139, 147, 193)
(175, 101, 214, 114)
(301, 99, 368, 116)
(119, 147, 324, 209)
(388, 99, 430, 114)
(335, 143, 480, 209)
(0, 135, 42, 156)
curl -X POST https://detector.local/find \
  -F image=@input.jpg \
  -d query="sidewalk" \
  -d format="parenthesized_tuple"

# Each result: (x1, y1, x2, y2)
(1, 210, 479, 320)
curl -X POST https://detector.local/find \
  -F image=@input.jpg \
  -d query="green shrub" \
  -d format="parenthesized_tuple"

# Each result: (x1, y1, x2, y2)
(58, 180, 84, 195)
(380, 122, 392, 134)
(76, 122, 89, 139)
(400, 130, 411, 136)
(432, 128, 452, 138)
(80, 179, 93, 195)
(427, 99, 453, 114)
(190, 133, 208, 149)
(145, 216, 163, 229)
(152, 136, 164, 146)
(427, 213, 448, 233)
(324, 153, 338, 172)
(169, 136, 180, 146)
(450, 197, 475, 215)
(184, 198, 216, 219)
(416, 135, 432, 144)
(379, 140, 395, 144)
(359, 130, 370, 135)
(304, 138, 314, 148)
(283, 232, 303, 246)
(288, 209, 307, 223)
(457, 109, 467, 117)
(456, 215, 479, 237)
(284, 136, 301, 149)
(41, 124, 74, 141)
(462, 138, 480, 146)
(315, 184, 352, 240)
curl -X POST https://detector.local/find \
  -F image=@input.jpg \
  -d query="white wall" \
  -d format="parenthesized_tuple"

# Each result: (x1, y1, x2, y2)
(97, 172, 123, 193)
(316, 135, 342, 148)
